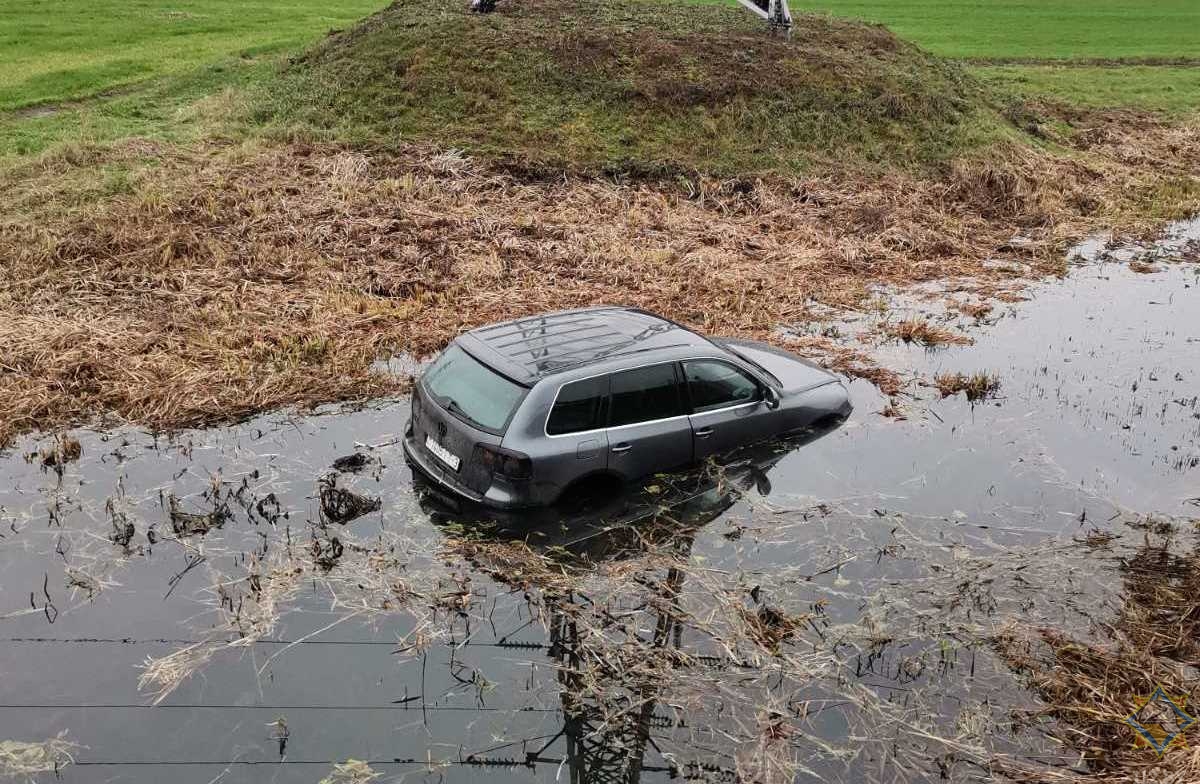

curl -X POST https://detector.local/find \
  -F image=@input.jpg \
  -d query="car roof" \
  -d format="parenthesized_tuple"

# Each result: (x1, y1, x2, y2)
(456, 307, 713, 385)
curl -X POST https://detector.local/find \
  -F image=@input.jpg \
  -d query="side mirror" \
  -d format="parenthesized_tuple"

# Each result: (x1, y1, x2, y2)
(764, 387, 780, 410)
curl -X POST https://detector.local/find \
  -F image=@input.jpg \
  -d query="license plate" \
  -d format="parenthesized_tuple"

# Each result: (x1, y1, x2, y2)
(424, 435, 461, 471)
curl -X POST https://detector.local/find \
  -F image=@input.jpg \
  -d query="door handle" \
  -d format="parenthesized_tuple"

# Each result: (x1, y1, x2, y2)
(611, 443, 632, 453)
(694, 427, 714, 439)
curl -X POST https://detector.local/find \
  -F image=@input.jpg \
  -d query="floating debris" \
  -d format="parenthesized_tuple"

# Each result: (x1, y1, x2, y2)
(168, 494, 231, 537)
(320, 759, 381, 784)
(318, 474, 381, 525)
(0, 733, 78, 781)
(332, 452, 371, 473)
(26, 434, 83, 477)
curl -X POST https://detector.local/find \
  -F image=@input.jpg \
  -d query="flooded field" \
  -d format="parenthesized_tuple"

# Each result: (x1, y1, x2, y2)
(0, 221, 1197, 783)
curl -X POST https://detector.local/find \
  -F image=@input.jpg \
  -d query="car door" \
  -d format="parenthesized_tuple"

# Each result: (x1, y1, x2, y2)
(540, 374, 611, 494)
(683, 359, 779, 461)
(605, 363, 692, 481)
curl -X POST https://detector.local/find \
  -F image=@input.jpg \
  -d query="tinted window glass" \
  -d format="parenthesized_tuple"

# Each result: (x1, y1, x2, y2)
(609, 364, 683, 427)
(684, 360, 761, 412)
(547, 376, 609, 435)
(423, 345, 526, 431)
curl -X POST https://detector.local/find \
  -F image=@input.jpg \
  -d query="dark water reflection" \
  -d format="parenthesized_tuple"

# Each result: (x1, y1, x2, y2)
(0, 221, 1196, 783)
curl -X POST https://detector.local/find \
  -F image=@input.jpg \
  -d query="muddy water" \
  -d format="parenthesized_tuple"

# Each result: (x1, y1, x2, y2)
(0, 221, 1196, 783)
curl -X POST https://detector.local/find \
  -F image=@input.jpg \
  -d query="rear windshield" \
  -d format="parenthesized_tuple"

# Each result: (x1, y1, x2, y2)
(422, 345, 526, 432)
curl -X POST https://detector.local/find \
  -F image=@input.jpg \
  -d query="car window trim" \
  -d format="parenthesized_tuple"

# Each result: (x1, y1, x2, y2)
(543, 356, 769, 438)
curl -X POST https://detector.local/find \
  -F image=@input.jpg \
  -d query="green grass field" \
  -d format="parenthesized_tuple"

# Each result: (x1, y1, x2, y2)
(785, 0, 1200, 60)
(757, 0, 1200, 115)
(0, 0, 386, 111)
(0, 0, 1197, 158)
(975, 65, 1200, 114)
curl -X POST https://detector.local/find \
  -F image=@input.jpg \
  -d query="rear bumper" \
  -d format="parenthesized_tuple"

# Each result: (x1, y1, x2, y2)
(402, 436, 535, 510)
(402, 436, 487, 504)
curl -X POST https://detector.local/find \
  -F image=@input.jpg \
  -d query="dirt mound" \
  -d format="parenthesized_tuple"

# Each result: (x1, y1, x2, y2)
(259, 0, 990, 175)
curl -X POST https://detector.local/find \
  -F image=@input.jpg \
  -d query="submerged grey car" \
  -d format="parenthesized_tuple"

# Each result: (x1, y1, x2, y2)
(402, 307, 851, 509)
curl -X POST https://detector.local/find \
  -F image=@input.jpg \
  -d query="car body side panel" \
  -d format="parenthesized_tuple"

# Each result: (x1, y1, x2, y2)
(502, 377, 610, 505)
(690, 401, 780, 461)
(778, 380, 853, 431)
(606, 417, 694, 481)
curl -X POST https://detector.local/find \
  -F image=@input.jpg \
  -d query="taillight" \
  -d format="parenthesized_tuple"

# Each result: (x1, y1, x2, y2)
(475, 444, 532, 479)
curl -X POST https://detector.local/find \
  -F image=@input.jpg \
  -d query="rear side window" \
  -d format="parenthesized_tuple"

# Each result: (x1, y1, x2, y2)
(683, 360, 761, 413)
(547, 376, 609, 435)
(423, 345, 526, 432)
(609, 364, 683, 427)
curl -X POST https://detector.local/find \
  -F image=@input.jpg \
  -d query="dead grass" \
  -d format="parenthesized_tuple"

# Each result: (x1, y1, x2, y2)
(0, 108, 1197, 443)
(886, 317, 973, 347)
(954, 300, 995, 320)
(0, 734, 78, 781)
(993, 532, 1200, 783)
(934, 371, 1002, 401)
(320, 759, 381, 784)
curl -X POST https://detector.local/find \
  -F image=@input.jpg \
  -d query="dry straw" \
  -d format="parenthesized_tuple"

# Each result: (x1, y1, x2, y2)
(1, 107, 1196, 445)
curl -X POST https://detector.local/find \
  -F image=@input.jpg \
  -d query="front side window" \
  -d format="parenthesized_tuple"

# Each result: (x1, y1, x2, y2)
(609, 364, 683, 427)
(683, 360, 761, 412)
(423, 345, 526, 431)
(547, 376, 609, 435)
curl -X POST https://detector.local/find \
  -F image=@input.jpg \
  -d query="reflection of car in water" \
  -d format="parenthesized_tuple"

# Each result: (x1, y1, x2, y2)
(403, 307, 851, 512)
(418, 417, 846, 783)
(415, 413, 846, 549)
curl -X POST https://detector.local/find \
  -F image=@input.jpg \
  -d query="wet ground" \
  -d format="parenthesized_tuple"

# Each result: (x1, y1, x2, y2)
(0, 219, 1197, 783)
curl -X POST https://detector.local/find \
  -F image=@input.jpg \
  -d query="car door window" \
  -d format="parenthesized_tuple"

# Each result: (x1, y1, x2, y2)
(609, 364, 683, 427)
(683, 360, 762, 413)
(547, 376, 610, 435)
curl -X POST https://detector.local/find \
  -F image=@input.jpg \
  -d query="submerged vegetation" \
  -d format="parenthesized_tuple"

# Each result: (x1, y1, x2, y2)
(11, 411, 1195, 781)
(886, 318, 972, 347)
(0, 734, 78, 781)
(933, 371, 1002, 401)
(994, 521, 1200, 782)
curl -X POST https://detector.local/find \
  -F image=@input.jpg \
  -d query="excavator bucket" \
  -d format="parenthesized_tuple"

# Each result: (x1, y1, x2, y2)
(734, 0, 792, 32)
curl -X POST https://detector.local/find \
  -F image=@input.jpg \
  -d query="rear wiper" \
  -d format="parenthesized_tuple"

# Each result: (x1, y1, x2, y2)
(443, 397, 482, 429)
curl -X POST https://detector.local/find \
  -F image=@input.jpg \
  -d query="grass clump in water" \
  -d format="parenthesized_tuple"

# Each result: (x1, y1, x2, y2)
(886, 318, 972, 347)
(0, 734, 78, 781)
(934, 371, 1000, 401)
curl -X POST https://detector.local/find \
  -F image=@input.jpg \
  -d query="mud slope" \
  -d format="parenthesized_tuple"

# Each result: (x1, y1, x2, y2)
(261, 0, 995, 174)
